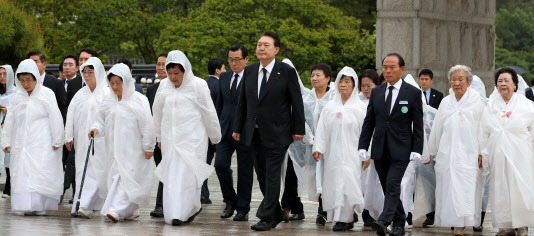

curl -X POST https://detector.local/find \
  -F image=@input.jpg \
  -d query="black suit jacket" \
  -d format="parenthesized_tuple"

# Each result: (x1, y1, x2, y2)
(66, 74, 84, 108)
(425, 88, 444, 109)
(206, 75, 219, 106)
(233, 60, 305, 148)
(146, 82, 160, 113)
(42, 73, 67, 121)
(526, 87, 534, 102)
(217, 70, 244, 140)
(358, 80, 424, 161)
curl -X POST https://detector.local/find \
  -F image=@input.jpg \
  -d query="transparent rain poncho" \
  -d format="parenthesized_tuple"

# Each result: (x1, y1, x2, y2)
(0, 64, 16, 171)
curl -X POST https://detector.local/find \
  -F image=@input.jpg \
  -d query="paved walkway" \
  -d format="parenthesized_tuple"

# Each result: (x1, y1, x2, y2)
(0, 158, 526, 235)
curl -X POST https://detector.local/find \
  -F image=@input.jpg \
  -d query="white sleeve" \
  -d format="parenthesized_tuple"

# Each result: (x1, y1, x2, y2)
(91, 102, 106, 137)
(0, 97, 18, 149)
(45, 92, 65, 147)
(312, 107, 329, 154)
(138, 96, 156, 152)
(197, 81, 221, 144)
(152, 90, 165, 143)
(64, 96, 78, 143)
(427, 108, 444, 157)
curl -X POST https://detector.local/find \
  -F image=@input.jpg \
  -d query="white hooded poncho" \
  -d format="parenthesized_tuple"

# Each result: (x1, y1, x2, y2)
(479, 92, 534, 228)
(65, 57, 111, 199)
(92, 63, 155, 206)
(0, 64, 16, 170)
(312, 66, 366, 218)
(1, 59, 64, 199)
(153, 50, 221, 188)
(427, 86, 485, 227)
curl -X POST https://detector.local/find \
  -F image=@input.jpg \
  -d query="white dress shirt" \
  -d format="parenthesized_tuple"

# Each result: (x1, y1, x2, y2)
(385, 79, 403, 113)
(257, 59, 275, 97)
(40, 72, 46, 85)
(424, 88, 431, 105)
(230, 70, 244, 89)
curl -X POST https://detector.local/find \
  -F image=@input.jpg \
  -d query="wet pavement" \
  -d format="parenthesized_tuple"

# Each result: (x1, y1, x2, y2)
(0, 158, 528, 236)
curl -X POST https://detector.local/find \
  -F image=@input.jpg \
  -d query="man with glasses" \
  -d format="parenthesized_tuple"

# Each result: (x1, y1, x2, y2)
(214, 45, 253, 221)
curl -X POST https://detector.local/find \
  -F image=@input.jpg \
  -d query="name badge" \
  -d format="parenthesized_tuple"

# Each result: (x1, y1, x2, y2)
(399, 101, 408, 105)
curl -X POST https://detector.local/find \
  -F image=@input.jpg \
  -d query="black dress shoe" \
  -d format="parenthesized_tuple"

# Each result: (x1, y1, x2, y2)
(69, 199, 74, 204)
(150, 206, 164, 217)
(390, 226, 405, 236)
(316, 214, 327, 225)
(422, 216, 434, 227)
(200, 196, 212, 204)
(233, 212, 248, 221)
(333, 222, 354, 231)
(185, 208, 202, 223)
(372, 220, 389, 235)
(406, 212, 413, 226)
(251, 221, 272, 231)
(281, 211, 289, 222)
(220, 204, 235, 218)
(289, 213, 305, 221)
(353, 212, 359, 223)
(172, 219, 184, 226)
(473, 211, 485, 232)
(362, 209, 375, 226)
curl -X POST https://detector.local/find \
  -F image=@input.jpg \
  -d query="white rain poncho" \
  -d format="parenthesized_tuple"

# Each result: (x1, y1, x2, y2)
(152, 50, 221, 223)
(470, 75, 487, 102)
(428, 87, 485, 227)
(92, 63, 155, 206)
(1, 59, 64, 208)
(64, 57, 110, 212)
(0, 64, 16, 171)
(313, 67, 366, 222)
(479, 93, 534, 228)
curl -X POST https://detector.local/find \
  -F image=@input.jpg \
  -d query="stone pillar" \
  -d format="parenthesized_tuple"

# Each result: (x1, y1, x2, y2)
(376, 0, 496, 96)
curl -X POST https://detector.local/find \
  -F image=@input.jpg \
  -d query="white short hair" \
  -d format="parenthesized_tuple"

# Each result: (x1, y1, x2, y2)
(448, 65, 473, 83)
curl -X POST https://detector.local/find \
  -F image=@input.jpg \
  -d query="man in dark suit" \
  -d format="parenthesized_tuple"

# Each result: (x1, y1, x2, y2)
(233, 31, 305, 231)
(526, 79, 534, 102)
(419, 69, 444, 109)
(28, 51, 67, 120)
(201, 58, 226, 204)
(147, 52, 167, 218)
(214, 45, 253, 221)
(358, 53, 424, 236)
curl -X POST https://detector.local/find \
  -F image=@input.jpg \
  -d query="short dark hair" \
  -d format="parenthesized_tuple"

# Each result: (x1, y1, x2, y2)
(208, 58, 225, 75)
(261, 31, 280, 47)
(79, 48, 98, 57)
(341, 75, 356, 89)
(117, 58, 132, 70)
(63, 55, 79, 66)
(27, 51, 46, 62)
(17, 72, 37, 81)
(82, 65, 95, 70)
(166, 63, 185, 72)
(382, 53, 405, 68)
(228, 44, 248, 59)
(495, 67, 519, 92)
(158, 52, 168, 59)
(59, 61, 64, 72)
(107, 72, 123, 81)
(359, 69, 380, 91)
(378, 73, 385, 84)
(419, 69, 433, 79)
(310, 63, 332, 79)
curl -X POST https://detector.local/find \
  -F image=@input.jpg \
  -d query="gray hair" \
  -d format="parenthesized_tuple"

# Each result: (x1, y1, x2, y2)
(448, 65, 473, 83)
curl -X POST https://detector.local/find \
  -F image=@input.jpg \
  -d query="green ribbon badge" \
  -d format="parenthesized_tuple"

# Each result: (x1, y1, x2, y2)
(401, 106, 408, 113)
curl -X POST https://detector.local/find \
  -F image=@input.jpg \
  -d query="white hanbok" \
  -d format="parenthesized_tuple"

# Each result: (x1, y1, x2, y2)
(313, 67, 366, 223)
(65, 57, 110, 214)
(428, 87, 485, 227)
(479, 93, 534, 228)
(1, 59, 64, 213)
(153, 50, 221, 224)
(0, 65, 16, 171)
(92, 63, 155, 219)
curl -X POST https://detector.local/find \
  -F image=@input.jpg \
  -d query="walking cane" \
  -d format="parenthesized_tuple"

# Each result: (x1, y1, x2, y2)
(75, 131, 95, 213)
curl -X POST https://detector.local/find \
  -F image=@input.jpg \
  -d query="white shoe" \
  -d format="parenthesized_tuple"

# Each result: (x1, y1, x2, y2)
(78, 209, 93, 219)
(106, 212, 120, 222)
(124, 213, 140, 220)
(35, 211, 46, 216)
(517, 227, 528, 236)
(2, 194, 9, 198)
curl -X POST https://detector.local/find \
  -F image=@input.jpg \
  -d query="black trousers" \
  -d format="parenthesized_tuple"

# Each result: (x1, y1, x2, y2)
(214, 131, 253, 213)
(63, 146, 76, 194)
(3, 168, 10, 195)
(374, 144, 410, 227)
(153, 144, 163, 208)
(252, 129, 288, 222)
(281, 157, 303, 214)
(201, 141, 216, 198)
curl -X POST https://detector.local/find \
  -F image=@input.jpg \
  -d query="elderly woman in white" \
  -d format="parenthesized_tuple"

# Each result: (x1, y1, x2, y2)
(65, 57, 109, 218)
(479, 67, 534, 236)
(152, 50, 221, 226)
(312, 67, 366, 231)
(427, 65, 485, 236)
(1, 59, 64, 216)
(90, 63, 155, 222)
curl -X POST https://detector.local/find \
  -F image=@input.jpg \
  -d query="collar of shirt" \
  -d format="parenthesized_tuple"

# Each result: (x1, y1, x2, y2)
(210, 75, 219, 80)
(258, 59, 276, 75)
(231, 70, 244, 88)
(40, 72, 46, 85)
(387, 78, 403, 90)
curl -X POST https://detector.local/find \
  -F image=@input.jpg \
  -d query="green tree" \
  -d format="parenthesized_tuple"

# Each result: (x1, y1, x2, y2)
(0, 0, 43, 65)
(158, 0, 375, 83)
(322, 0, 376, 31)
